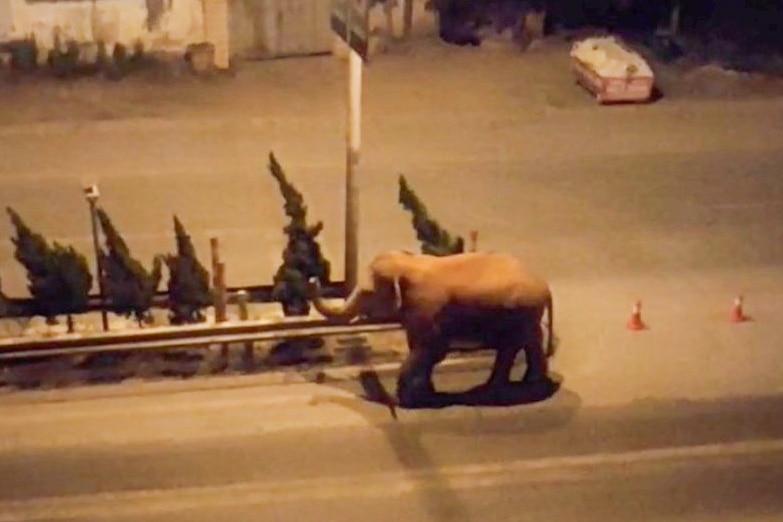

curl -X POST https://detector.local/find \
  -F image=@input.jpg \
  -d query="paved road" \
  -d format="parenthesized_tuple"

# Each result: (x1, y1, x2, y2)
(1, 378, 782, 522)
(1, 43, 783, 522)
(2, 103, 783, 290)
(1, 43, 783, 406)
(4, 442, 782, 522)
(0, 49, 782, 294)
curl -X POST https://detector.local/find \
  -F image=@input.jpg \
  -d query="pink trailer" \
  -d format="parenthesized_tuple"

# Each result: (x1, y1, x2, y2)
(570, 41, 654, 104)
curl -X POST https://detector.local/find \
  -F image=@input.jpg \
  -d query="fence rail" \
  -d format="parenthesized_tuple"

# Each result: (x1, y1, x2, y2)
(0, 316, 402, 361)
(3, 281, 348, 318)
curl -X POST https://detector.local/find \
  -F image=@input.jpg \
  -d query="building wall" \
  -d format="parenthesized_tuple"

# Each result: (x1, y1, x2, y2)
(0, 0, 13, 41)
(0, 0, 204, 55)
(229, 0, 332, 60)
(332, 0, 438, 60)
(367, 0, 438, 39)
(202, 0, 229, 66)
(229, 0, 272, 59)
(0, 0, 436, 64)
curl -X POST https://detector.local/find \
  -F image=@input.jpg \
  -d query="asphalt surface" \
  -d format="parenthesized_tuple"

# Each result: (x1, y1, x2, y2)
(1, 378, 782, 522)
(3, 44, 783, 407)
(0, 104, 781, 289)
(1, 49, 783, 293)
(1, 39, 783, 522)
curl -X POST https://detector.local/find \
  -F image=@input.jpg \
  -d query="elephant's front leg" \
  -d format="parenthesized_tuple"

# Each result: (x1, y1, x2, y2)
(396, 329, 447, 408)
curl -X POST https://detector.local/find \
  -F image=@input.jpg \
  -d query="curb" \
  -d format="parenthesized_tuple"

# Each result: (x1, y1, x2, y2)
(0, 354, 495, 406)
(0, 114, 339, 138)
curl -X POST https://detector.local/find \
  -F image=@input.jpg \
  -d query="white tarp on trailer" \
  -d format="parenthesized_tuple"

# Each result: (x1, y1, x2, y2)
(570, 36, 653, 78)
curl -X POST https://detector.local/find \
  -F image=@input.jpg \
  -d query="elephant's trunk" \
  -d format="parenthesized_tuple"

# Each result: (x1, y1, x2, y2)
(310, 280, 363, 321)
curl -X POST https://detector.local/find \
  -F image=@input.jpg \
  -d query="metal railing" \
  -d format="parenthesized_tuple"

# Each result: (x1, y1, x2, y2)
(0, 316, 402, 361)
(2, 281, 348, 318)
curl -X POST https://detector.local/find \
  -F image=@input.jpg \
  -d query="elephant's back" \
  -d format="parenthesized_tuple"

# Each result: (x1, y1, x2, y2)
(432, 252, 550, 308)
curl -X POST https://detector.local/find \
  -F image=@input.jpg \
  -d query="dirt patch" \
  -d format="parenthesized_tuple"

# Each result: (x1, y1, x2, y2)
(679, 63, 783, 98)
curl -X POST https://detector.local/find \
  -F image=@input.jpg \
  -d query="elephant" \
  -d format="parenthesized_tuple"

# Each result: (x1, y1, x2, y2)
(309, 250, 555, 408)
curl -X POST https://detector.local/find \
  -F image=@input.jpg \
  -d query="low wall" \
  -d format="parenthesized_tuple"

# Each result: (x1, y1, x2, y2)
(1, 0, 205, 58)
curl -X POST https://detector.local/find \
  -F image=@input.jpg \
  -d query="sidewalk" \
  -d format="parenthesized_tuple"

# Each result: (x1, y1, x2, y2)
(0, 359, 557, 452)
(0, 263, 782, 452)
(552, 266, 783, 407)
(1, 35, 782, 130)
(0, 353, 492, 405)
(2, 266, 782, 400)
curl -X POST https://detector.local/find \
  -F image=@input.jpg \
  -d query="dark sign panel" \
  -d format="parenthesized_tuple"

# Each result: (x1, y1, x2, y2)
(331, 0, 369, 61)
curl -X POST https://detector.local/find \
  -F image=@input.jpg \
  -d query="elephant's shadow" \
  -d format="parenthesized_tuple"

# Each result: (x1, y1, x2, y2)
(358, 370, 562, 411)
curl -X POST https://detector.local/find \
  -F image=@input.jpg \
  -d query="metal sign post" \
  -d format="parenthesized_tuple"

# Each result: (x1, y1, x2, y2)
(345, 49, 362, 294)
(331, 0, 368, 294)
(83, 184, 109, 332)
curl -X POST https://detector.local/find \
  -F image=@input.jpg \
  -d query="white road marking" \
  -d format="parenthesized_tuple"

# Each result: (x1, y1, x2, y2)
(707, 201, 783, 210)
(0, 438, 781, 521)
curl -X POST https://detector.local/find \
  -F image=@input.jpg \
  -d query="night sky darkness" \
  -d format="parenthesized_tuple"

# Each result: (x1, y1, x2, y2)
(436, 1, 783, 53)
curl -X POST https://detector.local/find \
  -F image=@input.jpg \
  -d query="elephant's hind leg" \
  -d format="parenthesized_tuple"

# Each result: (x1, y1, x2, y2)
(485, 346, 518, 387)
(522, 319, 549, 383)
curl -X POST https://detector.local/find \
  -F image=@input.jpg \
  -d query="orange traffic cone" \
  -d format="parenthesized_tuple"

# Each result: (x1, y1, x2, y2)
(730, 295, 749, 323)
(626, 300, 646, 331)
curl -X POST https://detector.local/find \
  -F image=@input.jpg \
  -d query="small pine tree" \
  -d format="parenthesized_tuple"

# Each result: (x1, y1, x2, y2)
(0, 273, 9, 318)
(268, 152, 331, 316)
(49, 243, 93, 333)
(96, 207, 162, 326)
(6, 207, 54, 323)
(164, 216, 212, 325)
(7, 208, 92, 331)
(398, 175, 464, 256)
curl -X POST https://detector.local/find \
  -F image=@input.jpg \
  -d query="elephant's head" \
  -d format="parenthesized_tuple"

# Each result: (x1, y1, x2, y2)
(310, 250, 415, 322)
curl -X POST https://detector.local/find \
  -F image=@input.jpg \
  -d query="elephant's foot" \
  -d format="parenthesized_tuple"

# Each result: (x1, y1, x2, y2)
(462, 382, 503, 403)
(397, 379, 428, 408)
(522, 368, 552, 386)
(469, 378, 511, 397)
(397, 379, 451, 409)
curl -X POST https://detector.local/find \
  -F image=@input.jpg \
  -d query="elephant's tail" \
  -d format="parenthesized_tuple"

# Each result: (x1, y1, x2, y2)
(544, 293, 556, 358)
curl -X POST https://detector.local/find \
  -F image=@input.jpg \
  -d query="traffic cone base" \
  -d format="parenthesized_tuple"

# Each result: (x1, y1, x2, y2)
(730, 296, 750, 323)
(627, 301, 646, 331)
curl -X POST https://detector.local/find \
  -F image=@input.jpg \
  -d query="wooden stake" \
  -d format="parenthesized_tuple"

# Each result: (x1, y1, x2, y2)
(469, 230, 478, 252)
(209, 237, 227, 324)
